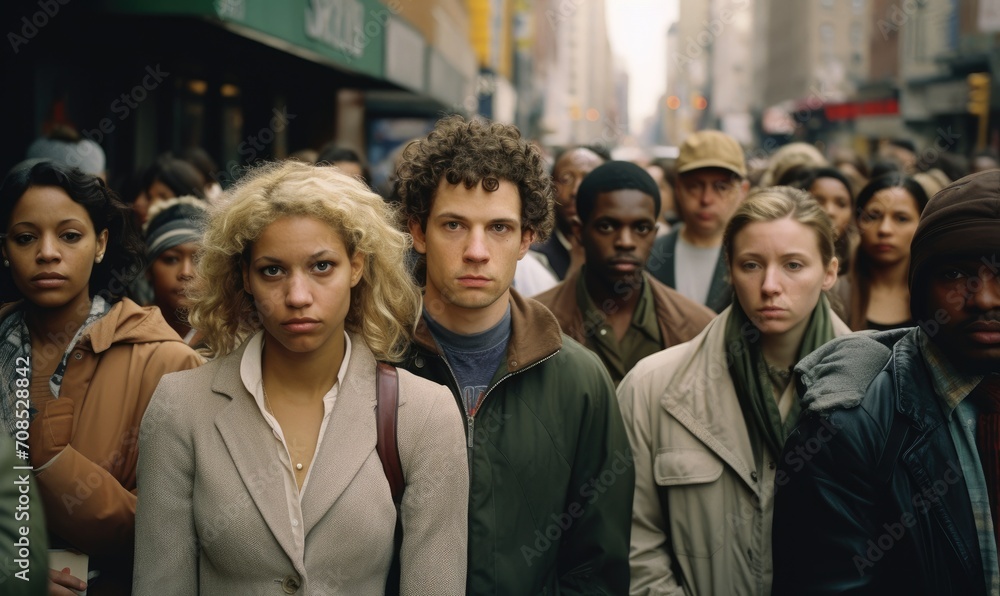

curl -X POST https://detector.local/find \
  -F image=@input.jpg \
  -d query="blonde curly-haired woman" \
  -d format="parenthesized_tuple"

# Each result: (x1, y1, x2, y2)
(133, 161, 468, 595)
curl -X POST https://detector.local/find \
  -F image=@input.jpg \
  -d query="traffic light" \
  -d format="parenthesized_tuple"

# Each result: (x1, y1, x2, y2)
(968, 72, 990, 116)
(968, 72, 991, 150)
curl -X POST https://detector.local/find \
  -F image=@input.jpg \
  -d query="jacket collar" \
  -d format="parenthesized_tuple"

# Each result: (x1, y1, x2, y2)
(210, 332, 379, 571)
(413, 288, 562, 373)
(892, 329, 946, 433)
(0, 297, 185, 353)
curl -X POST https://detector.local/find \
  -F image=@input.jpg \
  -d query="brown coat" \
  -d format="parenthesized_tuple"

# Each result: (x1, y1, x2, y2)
(534, 270, 716, 353)
(1, 299, 203, 595)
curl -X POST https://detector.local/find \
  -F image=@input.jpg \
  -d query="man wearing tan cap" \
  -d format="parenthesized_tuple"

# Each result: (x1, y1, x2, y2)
(646, 130, 749, 313)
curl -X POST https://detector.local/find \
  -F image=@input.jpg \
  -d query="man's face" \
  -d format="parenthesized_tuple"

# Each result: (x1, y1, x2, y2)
(578, 189, 658, 288)
(552, 148, 604, 233)
(924, 255, 1000, 375)
(645, 165, 675, 221)
(409, 178, 534, 322)
(675, 167, 748, 240)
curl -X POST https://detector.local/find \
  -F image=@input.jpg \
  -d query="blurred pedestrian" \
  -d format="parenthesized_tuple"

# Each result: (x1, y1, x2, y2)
(535, 161, 714, 385)
(531, 145, 607, 279)
(142, 197, 207, 348)
(317, 144, 371, 186)
(645, 158, 679, 235)
(647, 130, 750, 313)
(137, 156, 207, 225)
(847, 174, 929, 330)
(26, 126, 106, 182)
(177, 148, 223, 202)
(800, 168, 857, 275)
(971, 148, 1000, 174)
(759, 142, 827, 188)
(0, 161, 201, 596)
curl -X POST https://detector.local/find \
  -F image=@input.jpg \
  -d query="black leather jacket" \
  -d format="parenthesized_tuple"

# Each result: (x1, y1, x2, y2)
(772, 328, 987, 595)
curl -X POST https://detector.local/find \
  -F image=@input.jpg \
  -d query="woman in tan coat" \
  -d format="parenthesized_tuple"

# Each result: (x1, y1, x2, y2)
(618, 187, 852, 595)
(133, 161, 468, 595)
(0, 161, 203, 595)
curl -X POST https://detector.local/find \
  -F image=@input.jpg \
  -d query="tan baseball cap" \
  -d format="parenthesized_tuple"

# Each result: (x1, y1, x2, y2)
(676, 130, 746, 177)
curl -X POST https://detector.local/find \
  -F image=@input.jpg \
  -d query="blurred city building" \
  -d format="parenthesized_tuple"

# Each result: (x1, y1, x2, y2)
(658, 0, 1000, 161)
(535, 0, 621, 148)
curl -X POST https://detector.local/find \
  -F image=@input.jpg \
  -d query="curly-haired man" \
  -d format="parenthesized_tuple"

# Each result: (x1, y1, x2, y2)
(394, 115, 633, 594)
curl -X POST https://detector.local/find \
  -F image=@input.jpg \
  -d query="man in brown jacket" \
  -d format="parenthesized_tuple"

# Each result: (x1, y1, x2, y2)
(535, 161, 715, 385)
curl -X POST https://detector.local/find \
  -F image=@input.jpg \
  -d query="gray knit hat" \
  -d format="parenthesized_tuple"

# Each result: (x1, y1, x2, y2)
(143, 196, 208, 262)
(25, 137, 105, 177)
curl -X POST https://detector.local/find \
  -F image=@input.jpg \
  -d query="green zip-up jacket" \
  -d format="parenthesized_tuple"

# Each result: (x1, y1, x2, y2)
(398, 289, 633, 595)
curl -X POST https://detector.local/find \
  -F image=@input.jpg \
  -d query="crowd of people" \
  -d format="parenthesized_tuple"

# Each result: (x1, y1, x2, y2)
(0, 114, 997, 596)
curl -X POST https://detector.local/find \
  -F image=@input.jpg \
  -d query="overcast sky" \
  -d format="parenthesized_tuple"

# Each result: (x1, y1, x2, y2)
(606, 0, 678, 136)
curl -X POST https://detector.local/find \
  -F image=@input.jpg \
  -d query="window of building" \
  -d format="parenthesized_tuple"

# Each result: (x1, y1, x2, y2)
(851, 22, 863, 45)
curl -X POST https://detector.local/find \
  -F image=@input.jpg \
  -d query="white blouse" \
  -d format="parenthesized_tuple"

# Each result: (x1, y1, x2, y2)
(238, 330, 351, 567)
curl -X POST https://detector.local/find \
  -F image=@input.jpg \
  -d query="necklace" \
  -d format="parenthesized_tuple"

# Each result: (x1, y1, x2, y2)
(262, 386, 306, 472)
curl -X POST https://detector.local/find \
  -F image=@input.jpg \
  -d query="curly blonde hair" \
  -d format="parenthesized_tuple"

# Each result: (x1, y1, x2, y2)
(187, 161, 420, 360)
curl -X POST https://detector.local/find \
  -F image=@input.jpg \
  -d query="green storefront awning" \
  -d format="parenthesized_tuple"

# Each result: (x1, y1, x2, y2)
(99, 0, 388, 79)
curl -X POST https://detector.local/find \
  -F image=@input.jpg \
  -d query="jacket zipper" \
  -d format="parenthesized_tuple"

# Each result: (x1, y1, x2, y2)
(433, 349, 561, 465)
(467, 351, 560, 449)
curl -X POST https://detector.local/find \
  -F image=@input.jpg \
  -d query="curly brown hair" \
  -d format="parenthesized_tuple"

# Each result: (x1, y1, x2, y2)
(394, 115, 555, 242)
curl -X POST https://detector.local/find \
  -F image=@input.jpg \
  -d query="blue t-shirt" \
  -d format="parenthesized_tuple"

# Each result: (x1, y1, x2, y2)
(423, 306, 512, 415)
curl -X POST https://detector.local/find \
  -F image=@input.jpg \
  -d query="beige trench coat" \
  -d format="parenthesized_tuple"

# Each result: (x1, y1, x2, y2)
(617, 307, 850, 595)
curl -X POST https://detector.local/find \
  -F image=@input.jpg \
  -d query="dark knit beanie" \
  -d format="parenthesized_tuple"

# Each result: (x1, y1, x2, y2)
(909, 170, 1000, 318)
(576, 161, 661, 224)
(143, 196, 208, 262)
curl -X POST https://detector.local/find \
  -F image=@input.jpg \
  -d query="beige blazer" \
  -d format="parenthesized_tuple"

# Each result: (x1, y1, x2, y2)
(132, 333, 468, 595)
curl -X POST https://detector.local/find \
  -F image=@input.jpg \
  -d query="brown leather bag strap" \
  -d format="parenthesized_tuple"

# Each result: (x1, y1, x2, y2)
(375, 362, 404, 505)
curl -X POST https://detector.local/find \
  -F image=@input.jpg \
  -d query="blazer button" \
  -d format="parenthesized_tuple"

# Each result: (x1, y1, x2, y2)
(281, 575, 301, 594)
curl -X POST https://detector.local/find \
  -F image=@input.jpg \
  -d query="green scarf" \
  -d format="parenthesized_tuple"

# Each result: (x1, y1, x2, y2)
(724, 294, 835, 459)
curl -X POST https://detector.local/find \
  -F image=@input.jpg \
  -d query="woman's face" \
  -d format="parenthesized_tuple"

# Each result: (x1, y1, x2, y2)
(132, 191, 151, 225)
(808, 177, 853, 237)
(730, 217, 837, 338)
(3, 186, 108, 311)
(242, 216, 364, 358)
(149, 242, 199, 321)
(857, 187, 921, 268)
